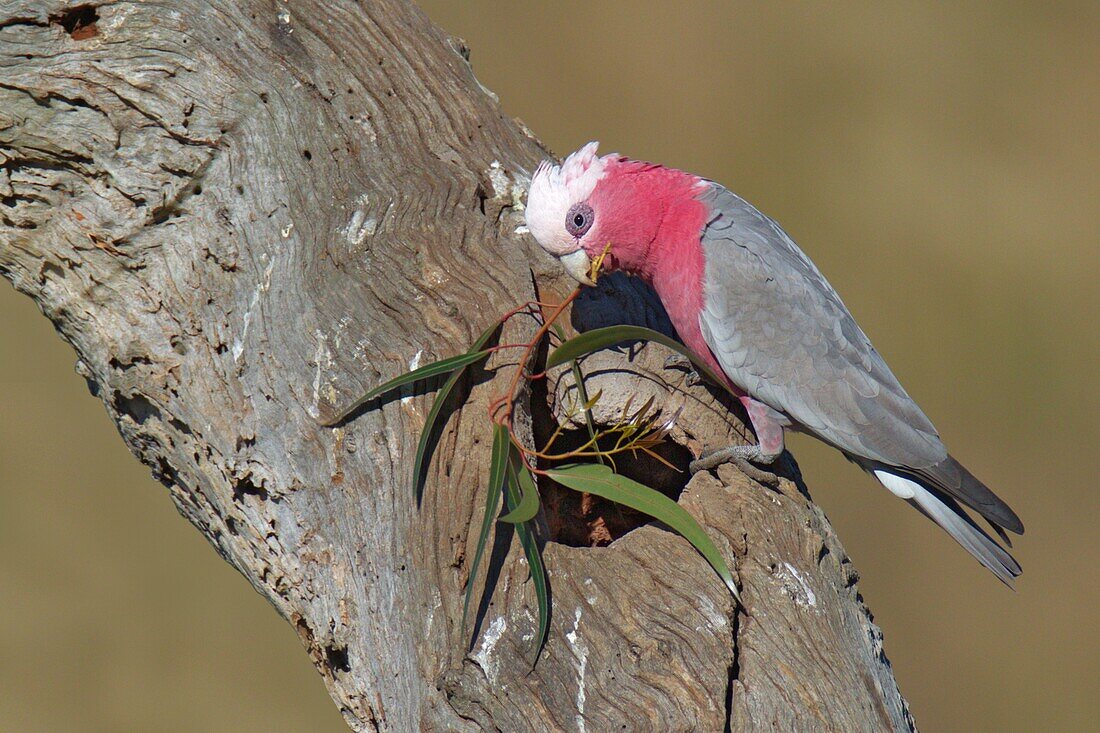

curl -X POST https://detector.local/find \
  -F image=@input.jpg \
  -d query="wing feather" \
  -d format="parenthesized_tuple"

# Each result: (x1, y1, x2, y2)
(696, 184, 946, 468)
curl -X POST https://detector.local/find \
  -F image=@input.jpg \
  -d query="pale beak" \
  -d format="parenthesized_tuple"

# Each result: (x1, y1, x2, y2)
(559, 249, 595, 286)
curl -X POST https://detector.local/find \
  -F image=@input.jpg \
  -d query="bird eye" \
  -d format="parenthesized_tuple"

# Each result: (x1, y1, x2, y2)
(565, 202, 594, 237)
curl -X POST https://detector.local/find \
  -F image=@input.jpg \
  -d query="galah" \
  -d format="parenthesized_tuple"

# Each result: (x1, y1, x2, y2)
(524, 142, 1022, 585)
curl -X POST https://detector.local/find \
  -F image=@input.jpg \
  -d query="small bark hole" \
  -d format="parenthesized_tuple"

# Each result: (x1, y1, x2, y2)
(325, 645, 351, 674)
(232, 473, 269, 502)
(112, 390, 161, 424)
(51, 5, 99, 39)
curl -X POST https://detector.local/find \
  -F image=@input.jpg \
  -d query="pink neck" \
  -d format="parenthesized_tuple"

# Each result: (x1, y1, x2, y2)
(644, 203, 734, 391)
(589, 164, 735, 391)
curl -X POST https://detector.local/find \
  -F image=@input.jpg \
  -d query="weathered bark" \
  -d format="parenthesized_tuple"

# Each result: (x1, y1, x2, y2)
(0, 2, 916, 731)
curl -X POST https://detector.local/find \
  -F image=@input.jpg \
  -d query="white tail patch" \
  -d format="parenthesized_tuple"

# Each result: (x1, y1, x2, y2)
(874, 468, 1020, 585)
(874, 469, 919, 499)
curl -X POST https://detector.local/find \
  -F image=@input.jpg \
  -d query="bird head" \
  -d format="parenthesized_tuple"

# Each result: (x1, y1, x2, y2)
(525, 142, 706, 286)
(525, 141, 609, 285)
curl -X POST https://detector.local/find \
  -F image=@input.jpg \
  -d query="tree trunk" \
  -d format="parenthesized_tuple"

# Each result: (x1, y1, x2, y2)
(0, 1, 916, 730)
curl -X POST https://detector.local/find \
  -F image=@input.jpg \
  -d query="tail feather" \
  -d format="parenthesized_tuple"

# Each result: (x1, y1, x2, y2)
(989, 520, 1014, 548)
(916, 455, 1024, 535)
(873, 469, 1021, 586)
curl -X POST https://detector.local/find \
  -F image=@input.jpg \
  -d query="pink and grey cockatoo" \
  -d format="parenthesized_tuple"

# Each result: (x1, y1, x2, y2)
(525, 142, 1023, 584)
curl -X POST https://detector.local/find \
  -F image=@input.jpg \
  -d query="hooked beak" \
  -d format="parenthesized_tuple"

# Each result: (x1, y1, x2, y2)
(559, 249, 596, 286)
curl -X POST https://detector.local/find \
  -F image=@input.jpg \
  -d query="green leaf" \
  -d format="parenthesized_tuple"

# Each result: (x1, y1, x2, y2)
(499, 455, 540, 524)
(504, 451, 550, 660)
(571, 360, 606, 466)
(546, 463, 740, 602)
(324, 348, 492, 426)
(412, 323, 500, 501)
(462, 423, 510, 637)
(546, 325, 731, 392)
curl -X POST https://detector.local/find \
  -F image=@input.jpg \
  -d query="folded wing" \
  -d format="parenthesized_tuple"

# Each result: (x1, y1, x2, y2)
(696, 183, 1022, 540)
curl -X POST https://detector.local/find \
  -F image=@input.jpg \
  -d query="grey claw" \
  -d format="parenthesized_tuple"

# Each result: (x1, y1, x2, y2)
(732, 457, 780, 488)
(690, 444, 783, 487)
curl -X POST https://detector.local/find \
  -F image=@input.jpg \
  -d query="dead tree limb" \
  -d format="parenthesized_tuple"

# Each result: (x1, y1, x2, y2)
(0, 2, 915, 730)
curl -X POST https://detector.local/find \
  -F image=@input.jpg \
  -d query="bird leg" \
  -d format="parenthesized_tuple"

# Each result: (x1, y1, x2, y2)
(661, 354, 788, 485)
(690, 396, 788, 487)
(690, 444, 783, 485)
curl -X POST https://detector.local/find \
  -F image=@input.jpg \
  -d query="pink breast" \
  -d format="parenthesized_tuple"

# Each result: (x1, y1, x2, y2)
(647, 199, 743, 397)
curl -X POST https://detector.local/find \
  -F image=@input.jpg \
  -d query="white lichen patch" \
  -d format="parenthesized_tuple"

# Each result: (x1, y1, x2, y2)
(488, 160, 510, 197)
(486, 159, 530, 214)
(107, 3, 138, 32)
(425, 588, 442, 636)
(355, 115, 379, 145)
(471, 616, 507, 685)
(565, 607, 588, 733)
(330, 314, 352, 349)
(401, 350, 423, 405)
(780, 562, 818, 609)
(422, 267, 446, 287)
(583, 577, 597, 605)
(234, 259, 275, 362)
(695, 593, 729, 632)
(344, 194, 378, 247)
(311, 329, 335, 417)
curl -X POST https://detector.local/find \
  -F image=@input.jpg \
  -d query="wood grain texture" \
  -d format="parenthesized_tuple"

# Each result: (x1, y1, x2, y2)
(0, 2, 915, 730)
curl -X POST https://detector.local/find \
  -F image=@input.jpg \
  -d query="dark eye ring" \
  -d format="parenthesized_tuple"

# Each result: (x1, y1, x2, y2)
(565, 202, 594, 237)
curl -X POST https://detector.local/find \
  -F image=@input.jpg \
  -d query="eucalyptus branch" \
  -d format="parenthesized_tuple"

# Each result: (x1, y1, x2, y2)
(332, 246, 739, 660)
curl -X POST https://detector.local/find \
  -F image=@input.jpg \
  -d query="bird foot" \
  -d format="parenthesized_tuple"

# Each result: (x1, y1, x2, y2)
(690, 444, 783, 487)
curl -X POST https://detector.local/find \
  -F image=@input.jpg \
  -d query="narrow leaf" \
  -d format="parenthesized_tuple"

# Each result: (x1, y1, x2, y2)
(413, 323, 500, 501)
(499, 456, 540, 524)
(412, 369, 465, 504)
(581, 388, 603, 412)
(546, 463, 740, 602)
(627, 394, 656, 425)
(504, 451, 550, 659)
(572, 360, 606, 466)
(547, 325, 731, 392)
(325, 348, 491, 425)
(462, 423, 510, 637)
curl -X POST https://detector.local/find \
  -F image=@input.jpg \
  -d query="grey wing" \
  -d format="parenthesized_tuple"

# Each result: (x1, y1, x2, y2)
(697, 183, 946, 468)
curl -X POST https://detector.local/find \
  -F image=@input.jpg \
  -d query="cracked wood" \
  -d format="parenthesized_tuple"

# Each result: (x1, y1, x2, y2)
(1, 2, 915, 731)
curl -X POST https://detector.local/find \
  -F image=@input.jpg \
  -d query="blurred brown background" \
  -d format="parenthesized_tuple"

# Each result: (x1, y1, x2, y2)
(2, 1, 1097, 731)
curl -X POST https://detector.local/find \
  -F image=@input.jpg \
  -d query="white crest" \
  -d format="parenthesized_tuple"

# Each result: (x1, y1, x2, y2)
(525, 141, 610, 255)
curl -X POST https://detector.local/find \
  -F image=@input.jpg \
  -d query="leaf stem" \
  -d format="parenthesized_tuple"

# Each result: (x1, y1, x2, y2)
(492, 286, 581, 431)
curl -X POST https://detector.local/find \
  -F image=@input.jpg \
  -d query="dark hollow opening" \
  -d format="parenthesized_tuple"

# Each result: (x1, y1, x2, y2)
(537, 427, 693, 547)
(51, 5, 99, 39)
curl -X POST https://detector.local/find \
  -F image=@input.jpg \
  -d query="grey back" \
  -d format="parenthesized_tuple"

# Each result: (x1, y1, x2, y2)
(697, 183, 946, 468)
